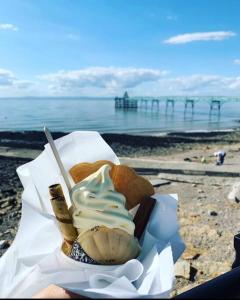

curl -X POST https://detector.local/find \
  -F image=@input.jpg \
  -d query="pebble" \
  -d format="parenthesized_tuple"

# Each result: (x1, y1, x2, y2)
(0, 201, 10, 209)
(0, 240, 9, 250)
(4, 228, 17, 235)
(235, 197, 240, 203)
(0, 206, 12, 214)
(1, 188, 15, 197)
(208, 210, 218, 216)
(9, 211, 19, 218)
(175, 260, 191, 280)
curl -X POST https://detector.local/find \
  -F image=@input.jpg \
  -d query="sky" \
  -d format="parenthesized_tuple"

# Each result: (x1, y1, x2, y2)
(0, 0, 240, 97)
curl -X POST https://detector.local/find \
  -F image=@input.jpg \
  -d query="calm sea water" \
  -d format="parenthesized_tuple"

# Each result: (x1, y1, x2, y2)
(0, 97, 240, 135)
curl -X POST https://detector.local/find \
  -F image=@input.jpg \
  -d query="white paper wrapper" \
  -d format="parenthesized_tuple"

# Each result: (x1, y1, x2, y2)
(0, 131, 185, 298)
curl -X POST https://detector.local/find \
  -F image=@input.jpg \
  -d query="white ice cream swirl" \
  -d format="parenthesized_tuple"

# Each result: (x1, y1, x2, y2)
(71, 164, 135, 236)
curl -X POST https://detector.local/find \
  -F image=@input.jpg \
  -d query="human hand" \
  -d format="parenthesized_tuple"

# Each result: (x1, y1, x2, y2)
(32, 284, 86, 299)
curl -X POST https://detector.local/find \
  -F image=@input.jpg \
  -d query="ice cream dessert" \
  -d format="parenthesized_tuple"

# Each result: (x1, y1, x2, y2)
(48, 161, 154, 265)
(70, 164, 140, 265)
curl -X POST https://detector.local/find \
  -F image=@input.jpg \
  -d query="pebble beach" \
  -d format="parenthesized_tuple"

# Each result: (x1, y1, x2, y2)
(1, 129, 240, 296)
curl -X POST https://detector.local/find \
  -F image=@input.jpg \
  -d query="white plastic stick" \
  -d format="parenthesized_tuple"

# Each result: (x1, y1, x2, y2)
(44, 126, 72, 195)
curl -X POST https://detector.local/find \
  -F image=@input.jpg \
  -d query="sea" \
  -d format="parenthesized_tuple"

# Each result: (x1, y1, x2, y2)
(0, 97, 240, 135)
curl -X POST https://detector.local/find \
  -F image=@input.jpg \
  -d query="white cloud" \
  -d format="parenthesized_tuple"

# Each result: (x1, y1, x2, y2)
(38, 69, 240, 96)
(40, 67, 168, 92)
(155, 74, 240, 95)
(1, 67, 240, 97)
(0, 68, 34, 96)
(0, 69, 16, 86)
(234, 59, 240, 65)
(0, 23, 18, 31)
(163, 31, 236, 44)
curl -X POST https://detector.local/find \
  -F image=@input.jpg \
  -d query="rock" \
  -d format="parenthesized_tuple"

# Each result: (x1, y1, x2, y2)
(0, 206, 12, 214)
(198, 189, 204, 193)
(184, 158, 192, 162)
(208, 210, 218, 216)
(0, 201, 10, 209)
(1, 188, 15, 197)
(4, 228, 17, 236)
(0, 240, 10, 250)
(8, 211, 19, 218)
(228, 182, 240, 202)
(235, 197, 240, 203)
(175, 260, 191, 279)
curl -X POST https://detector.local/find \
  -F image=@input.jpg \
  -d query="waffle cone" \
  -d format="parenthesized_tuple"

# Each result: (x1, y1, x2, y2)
(77, 226, 140, 265)
(69, 161, 154, 210)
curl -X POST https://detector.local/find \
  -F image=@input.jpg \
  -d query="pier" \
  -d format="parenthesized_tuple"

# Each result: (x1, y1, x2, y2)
(165, 99, 175, 113)
(151, 99, 160, 110)
(115, 92, 138, 109)
(210, 99, 221, 114)
(184, 99, 195, 113)
(114, 92, 230, 114)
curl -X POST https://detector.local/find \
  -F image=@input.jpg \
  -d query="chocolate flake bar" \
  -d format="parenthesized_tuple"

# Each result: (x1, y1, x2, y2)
(133, 196, 156, 240)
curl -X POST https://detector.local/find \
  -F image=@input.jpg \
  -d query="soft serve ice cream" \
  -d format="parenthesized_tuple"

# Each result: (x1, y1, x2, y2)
(71, 164, 135, 236)
(69, 164, 140, 265)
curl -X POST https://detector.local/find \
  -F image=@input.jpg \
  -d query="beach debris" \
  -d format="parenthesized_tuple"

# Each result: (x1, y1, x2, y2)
(184, 157, 192, 162)
(201, 156, 207, 164)
(174, 260, 191, 279)
(198, 189, 204, 193)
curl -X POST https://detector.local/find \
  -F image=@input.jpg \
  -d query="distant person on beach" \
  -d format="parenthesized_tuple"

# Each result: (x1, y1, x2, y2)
(214, 150, 226, 165)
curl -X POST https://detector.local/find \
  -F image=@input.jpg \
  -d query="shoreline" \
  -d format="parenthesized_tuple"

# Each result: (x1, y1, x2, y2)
(0, 128, 240, 157)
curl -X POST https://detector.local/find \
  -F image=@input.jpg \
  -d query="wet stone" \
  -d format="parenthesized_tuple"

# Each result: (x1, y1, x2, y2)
(0, 240, 10, 250)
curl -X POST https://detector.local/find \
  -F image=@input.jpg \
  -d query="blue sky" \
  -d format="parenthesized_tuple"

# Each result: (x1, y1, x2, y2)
(0, 0, 240, 96)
